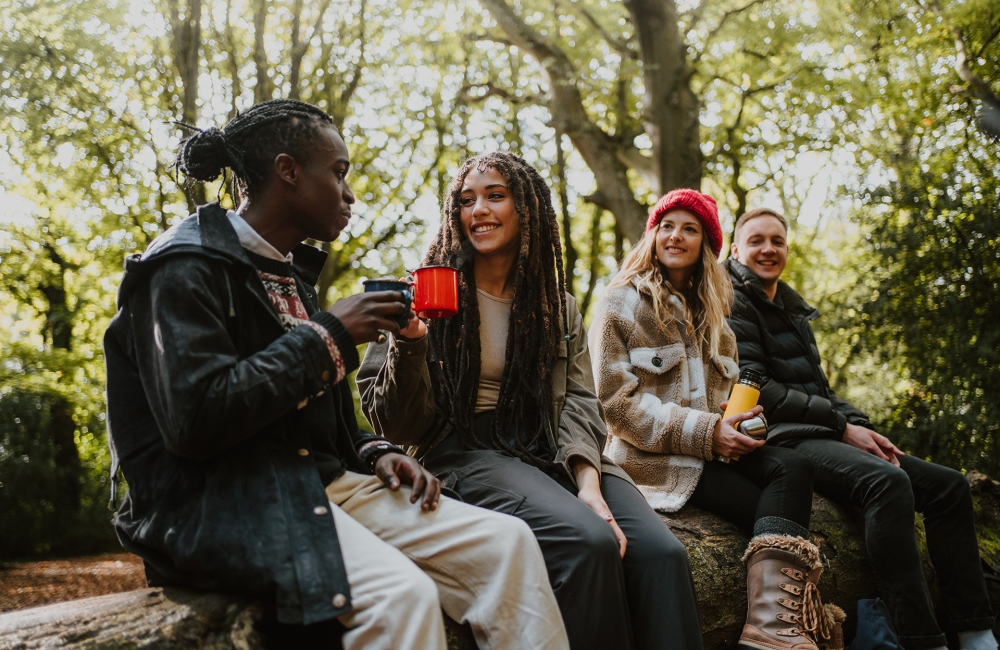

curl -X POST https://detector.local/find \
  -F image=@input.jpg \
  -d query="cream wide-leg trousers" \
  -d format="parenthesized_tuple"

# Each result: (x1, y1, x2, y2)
(326, 471, 568, 650)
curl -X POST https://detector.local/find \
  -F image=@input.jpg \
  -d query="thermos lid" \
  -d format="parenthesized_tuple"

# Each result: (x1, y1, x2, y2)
(738, 368, 765, 389)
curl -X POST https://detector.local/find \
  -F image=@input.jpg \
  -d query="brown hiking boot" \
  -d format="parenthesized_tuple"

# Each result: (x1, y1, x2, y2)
(739, 535, 837, 650)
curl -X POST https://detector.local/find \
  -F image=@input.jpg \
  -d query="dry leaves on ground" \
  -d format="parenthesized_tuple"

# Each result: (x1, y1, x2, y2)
(0, 553, 146, 612)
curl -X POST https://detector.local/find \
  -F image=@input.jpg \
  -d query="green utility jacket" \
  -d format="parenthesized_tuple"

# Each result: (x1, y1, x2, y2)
(357, 293, 632, 487)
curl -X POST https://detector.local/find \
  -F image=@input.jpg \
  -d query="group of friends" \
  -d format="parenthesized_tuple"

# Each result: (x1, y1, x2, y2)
(104, 98, 998, 650)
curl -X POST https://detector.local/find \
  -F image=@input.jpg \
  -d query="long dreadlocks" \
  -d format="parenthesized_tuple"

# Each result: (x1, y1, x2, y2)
(424, 152, 570, 469)
(172, 99, 336, 202)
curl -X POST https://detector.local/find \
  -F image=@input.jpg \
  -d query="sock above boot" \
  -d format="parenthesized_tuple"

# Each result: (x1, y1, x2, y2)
(754, 516, 810, 540)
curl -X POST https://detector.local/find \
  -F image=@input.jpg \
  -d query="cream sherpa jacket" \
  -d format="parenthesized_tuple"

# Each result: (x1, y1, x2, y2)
(589, 280, 740, 512)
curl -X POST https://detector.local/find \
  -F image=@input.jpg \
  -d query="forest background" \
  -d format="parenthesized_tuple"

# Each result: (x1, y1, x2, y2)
(0, 0, 997, 557)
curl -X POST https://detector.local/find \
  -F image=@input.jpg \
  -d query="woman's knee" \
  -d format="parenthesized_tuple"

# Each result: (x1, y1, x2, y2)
(627, 525, 691, 571)
(574, 515, 622, 564)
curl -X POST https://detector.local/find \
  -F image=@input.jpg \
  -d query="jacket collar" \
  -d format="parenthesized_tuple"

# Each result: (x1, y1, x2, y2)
(118, 203, 329, 304)
(628, 275, 688, 320)
(723, 258, 818, 320)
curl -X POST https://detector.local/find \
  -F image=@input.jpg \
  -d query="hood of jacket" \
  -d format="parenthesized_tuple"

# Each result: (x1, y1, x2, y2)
(117, 202, 329, 308)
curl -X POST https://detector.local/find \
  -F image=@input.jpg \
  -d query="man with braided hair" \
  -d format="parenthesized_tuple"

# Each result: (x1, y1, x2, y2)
(359, 152, 704, 650)
(104, 100, 567, 650)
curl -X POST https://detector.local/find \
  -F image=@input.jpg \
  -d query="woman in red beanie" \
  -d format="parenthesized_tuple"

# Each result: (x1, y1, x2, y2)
(590, 189, 842, 650)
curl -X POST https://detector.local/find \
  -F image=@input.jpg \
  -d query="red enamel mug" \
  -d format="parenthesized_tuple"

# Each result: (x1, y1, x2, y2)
(410, 266, 459, 319)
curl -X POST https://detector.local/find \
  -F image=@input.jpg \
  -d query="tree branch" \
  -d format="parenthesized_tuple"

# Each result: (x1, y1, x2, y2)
(926, 0, 1000, 136)
(975, 21, 1000, 60)
(336, 0, 367, 130)
(691, 0, 765, 65)
(458, 82, 542, 105)
(478, 0, 649, 240)
(574, 6, 637, 59)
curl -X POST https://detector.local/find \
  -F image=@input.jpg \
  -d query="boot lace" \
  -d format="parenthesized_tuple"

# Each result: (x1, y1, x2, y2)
(799, 581, 832, 642)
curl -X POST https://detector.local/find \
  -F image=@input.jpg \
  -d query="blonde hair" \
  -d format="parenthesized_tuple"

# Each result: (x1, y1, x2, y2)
(610, 225, 733, 360)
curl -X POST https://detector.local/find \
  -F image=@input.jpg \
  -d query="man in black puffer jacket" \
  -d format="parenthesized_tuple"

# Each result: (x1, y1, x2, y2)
(724, 207, 997, 650)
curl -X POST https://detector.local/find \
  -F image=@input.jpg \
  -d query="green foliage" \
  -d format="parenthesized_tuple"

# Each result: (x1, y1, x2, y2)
(0, 385, 117, 557)
(813, 0, 1000, 474)
(1, 0, 999, 557)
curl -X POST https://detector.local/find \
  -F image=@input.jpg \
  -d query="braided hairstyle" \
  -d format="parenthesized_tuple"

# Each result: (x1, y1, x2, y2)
(173, 99, 336, 202)
(424, 152, 570, 468)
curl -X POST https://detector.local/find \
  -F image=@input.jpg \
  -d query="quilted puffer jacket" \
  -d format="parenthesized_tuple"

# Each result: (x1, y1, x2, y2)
(724, 258, 872, 443)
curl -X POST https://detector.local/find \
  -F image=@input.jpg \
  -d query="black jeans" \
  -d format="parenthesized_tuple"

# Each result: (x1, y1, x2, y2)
(425, 422, 703, 650)
(783, 438, 994, 649)
(688, 445, 815, 537)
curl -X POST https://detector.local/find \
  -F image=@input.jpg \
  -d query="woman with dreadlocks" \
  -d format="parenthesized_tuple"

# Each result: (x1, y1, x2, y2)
(589, 189, 842, 650)
(106, 99, 568, 650)
(358, 151, 703, 650)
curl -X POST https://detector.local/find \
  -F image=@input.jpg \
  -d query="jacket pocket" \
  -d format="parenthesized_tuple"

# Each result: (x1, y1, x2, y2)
(455, 477, 526, 517)
(712, 355, 740, 381)
(629, 343, 686, 375)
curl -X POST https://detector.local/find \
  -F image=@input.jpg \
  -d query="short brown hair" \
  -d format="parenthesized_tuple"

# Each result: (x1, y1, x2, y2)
(734, 208, 789, 241)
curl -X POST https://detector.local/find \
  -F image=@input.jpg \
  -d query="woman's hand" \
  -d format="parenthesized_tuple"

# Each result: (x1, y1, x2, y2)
(397, 310, 427, 340)
(396, 276, 427, 340)
(571, 458, 627, 558)
(374, 452, 441, 511)
(712, 403, 765, 460)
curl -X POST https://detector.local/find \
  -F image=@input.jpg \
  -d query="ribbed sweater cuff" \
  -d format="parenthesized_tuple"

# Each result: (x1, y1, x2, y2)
(310, 311, 360, 373)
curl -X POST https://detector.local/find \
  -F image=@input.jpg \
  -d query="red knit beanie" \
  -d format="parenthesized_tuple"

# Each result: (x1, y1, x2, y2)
(645, 189, 723, 257)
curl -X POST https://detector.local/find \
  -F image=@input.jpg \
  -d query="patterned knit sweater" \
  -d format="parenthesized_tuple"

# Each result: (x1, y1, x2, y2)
(589, 280, 740, 512)
(245, 249, 347, 390)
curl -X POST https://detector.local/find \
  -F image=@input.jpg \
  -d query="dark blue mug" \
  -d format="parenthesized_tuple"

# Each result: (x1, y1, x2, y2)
(362, 278, 413, 329)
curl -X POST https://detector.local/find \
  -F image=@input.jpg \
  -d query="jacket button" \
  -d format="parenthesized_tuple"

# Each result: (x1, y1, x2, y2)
(652, 357, 663, 367)
(321, 370, 331, 382)
(298, 448, 310, 457)
(332, 594, 347, 608)
(313, 506, 329, 516)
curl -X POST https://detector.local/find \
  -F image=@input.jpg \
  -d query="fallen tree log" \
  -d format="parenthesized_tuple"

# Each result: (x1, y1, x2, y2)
(2, 472, 997, 650)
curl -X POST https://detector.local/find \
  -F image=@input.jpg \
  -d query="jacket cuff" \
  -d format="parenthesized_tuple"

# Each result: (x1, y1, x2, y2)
(701, 413, 721, 461)
(832, 411, 848, 438)
(310, 311, 360, 374)
(559, 445, 603, 487)
(847, 415, 875, 429)
(390, 331, 428, 359)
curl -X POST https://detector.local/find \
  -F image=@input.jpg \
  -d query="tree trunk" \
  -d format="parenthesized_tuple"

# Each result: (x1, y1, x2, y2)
(554, 130, 577, 298)
(623, 0, 702, 193)
(252, 0, 272, 103)
(166, 0, 205, 211)
(6, 473, 997, 648)
(288, 0, 332, 102)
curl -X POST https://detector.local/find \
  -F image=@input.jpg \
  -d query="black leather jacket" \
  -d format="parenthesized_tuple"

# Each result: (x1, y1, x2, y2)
(104, 203, 384, 624)
(724, 258, 873, 444)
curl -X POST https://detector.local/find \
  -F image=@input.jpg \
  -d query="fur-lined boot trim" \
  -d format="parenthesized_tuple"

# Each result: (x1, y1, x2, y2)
(742, 534, 823, 570)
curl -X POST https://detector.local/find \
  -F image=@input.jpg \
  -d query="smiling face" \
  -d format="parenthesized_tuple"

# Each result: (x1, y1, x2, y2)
(459, 166, 521, 259)
(290, 125, 355, 242)
(654, 210, 704, 277)
(731, 214, 788, 286)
